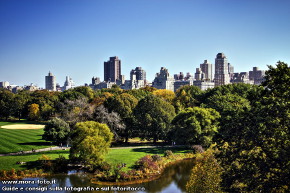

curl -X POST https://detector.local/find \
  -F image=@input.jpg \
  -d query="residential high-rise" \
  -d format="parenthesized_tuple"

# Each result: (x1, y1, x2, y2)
(200, 60, 213, 81)
(195, 68, 205, 81)
(104, 56, 121, 82)
(45, 72, 56, 91)
(152, 67, 174, 91)
(130, 67, 146, 81)
(249, 67, 265, 85)
(62, 76, 75, 91)
(214, 53, 230, 87)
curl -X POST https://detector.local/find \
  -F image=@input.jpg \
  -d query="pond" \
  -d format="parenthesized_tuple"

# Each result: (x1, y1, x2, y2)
(0, 159, 195, 193)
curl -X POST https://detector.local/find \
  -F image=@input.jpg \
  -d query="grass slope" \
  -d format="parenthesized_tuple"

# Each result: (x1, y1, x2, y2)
(0, 147, 191, 171)
(0, 122, 51, 154)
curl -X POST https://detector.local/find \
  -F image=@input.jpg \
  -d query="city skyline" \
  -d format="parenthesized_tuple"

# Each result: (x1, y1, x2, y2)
(1, 0, 290, 87)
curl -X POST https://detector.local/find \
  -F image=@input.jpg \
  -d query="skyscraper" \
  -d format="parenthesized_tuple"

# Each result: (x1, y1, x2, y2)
(45, 71, 56, 91)
(200, 60, 213, 81)
(104, 56, 121, 82)
(214, 53, 230, 87)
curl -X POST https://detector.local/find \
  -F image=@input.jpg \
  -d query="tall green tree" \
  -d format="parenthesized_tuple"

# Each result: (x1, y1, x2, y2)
(202, 93, 251, 142)
(0, 89, 15, 120)
(218, 61, 290, 192)
(172, 107, 220, 146)
(134, 95, 176, 143)
(69, 121, 113, 166)
(43, 118, 71, 145)
(105, 93, 138, 142)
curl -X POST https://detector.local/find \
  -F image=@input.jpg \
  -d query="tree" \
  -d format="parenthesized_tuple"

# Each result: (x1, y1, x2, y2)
(69, 121, 113, 166)
(94, 105, 125, 140)
(13, 90, 30, 120)
(174, 85, 202, 112)
(186, 148, 223, 193)
(171, 107, 220, 146)
(30, 90, 59, 120)
(202, 93, 251, 142)
(28, 103, 40, 120)
(134, 95, 176, 143)
(72, 86, 95, 100)
(0, 89, 15, 120)
(218, 62, 290, 192)
(42, 118, 70, 145)
(105, 93, 138, 142)
(58, 97, 94, 126)
(153, 89, 175, 104)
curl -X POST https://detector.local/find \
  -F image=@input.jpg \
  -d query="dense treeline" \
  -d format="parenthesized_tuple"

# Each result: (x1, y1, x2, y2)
(0, 61, 289, 192)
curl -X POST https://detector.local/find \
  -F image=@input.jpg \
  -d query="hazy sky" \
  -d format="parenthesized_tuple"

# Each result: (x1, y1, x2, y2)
(1, 0, 290, 88)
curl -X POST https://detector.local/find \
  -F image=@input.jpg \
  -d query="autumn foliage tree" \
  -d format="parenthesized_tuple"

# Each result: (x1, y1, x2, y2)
(28, 103, 40, 120)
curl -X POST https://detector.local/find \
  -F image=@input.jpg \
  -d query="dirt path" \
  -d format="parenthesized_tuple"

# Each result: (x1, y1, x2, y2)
(0, 145, 184, 157)
(0, 146, 68, 156)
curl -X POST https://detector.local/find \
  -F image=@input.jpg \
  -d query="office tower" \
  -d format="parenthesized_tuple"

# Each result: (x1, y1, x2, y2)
(200, 60, 213, 81)
(152, 67, 175, 91)
(130, 67, 146, 81)
(249, 67, 265, 85)
(214, 53, 230, 87)
(45, 72, 56, 91)
(104, 56, 121, 82)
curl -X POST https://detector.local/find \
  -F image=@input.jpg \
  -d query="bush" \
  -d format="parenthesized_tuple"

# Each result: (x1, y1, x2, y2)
(152, 154, 162, 162)
(136, 155, 158, 172)
(164, 150, 173, 157)
(191, 145, 204, 154)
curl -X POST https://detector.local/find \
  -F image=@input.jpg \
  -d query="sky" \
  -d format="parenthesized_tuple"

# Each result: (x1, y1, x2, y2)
(0, 0, 290, 88)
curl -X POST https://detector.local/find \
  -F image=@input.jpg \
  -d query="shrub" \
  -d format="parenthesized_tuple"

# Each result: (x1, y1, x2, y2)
(164, 150, 173, 157)
(136, 155, 158, 172)
(152, 154, 162, 162)
(191, 145, 205, 154)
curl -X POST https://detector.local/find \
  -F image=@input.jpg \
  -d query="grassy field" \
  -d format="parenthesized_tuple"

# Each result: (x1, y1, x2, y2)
(0, 147, 191, 171)
(0, 122, 51, 154)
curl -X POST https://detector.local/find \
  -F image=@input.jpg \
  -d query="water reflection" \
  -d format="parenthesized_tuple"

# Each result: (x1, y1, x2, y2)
(0, 160, 194, 193)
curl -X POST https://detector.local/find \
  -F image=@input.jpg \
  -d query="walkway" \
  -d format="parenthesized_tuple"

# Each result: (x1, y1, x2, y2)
(0, 145, 185, 157)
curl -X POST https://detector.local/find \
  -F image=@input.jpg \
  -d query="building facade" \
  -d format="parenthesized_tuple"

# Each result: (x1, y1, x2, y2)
(200, 60, 213, 81)
(152, 67, 175, 91)
(62, 76, 75, 91)
(45, 72, 56, 91)
(104, 56, 121, 82)
(130, 67, 146, 81)
(214, 53, 230, 87)
(249, 67, 265, 85)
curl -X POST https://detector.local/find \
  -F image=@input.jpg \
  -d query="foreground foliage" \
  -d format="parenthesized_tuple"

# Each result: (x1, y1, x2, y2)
(186, 148, 223, 193)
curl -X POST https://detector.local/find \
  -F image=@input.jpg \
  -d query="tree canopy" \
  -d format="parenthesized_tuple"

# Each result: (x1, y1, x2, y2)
(172, 107, 220, 146)
(134, 95, 176, 143)
(69, 121, 113, 166)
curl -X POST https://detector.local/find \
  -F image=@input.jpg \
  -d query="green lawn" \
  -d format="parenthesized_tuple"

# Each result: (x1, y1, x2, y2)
(0, 147, 191, 171)
(0, 122, 51, 154)
(0, 150, 70, 170)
